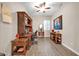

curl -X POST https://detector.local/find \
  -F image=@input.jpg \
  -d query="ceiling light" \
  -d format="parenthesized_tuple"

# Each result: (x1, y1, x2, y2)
(34, 2, 51, 13)
(40, 6, 45, 12)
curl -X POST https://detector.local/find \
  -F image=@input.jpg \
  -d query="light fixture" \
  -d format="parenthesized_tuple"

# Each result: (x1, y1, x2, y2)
(40, 6, 45, 12)
(34, 2, 51, 13)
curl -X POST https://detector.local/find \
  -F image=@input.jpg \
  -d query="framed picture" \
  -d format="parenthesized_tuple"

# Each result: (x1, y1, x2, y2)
(1, 3, 12, 24)
(54, 15, 62, 30)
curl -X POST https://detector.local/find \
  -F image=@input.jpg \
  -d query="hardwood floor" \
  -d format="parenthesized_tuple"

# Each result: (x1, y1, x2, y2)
(26, 37, 77, 56)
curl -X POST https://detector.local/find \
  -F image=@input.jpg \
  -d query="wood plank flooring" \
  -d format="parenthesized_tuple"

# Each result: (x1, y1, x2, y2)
(26, 37, 77, 56)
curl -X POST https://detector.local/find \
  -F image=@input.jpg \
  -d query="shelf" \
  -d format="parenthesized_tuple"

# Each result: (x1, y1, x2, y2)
(50, 32, 62, 44)
(15, 12, 32, 56)
(17, 12, 32, 37)
(25, 25, 32, 27)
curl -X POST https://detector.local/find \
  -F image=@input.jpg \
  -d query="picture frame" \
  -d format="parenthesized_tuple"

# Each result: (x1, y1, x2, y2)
(54, 15, 62, 30)
(1, 3, 12, 24)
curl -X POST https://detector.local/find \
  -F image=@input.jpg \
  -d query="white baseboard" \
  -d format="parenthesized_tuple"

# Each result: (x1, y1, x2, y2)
(62, 43, 79, 56)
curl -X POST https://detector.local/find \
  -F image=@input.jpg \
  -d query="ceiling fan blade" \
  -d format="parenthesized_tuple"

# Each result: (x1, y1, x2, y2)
(40, 2, 46, 7)
(45, 7, 51, 9)
(35, 6, 40, 8)
(36, 10, 40, 12)
(43, 2, 46, 7)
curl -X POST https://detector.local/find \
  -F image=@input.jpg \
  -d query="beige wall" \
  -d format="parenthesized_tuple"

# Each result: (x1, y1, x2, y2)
(32, 16, 51, 37)
(0, 3, 30, 55)
(52, 2, 79, 55)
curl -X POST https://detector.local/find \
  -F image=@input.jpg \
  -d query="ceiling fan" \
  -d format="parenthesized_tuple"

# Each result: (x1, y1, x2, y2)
(34, 2, 51, 13)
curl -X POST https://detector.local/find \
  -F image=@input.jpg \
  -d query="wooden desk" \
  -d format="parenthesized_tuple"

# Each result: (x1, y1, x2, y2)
(11, 38, 28, 56)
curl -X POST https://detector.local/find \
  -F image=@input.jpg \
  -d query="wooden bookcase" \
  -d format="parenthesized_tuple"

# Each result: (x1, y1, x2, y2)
(17, 12, 32, 48)
(11, 12, 32, 56)
(17, 12, 32, 38)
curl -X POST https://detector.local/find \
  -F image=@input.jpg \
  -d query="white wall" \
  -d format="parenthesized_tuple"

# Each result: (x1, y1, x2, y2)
(0, 3, 30, 55)
(32, 16, 51, 37)
(52, 2, 79, 55)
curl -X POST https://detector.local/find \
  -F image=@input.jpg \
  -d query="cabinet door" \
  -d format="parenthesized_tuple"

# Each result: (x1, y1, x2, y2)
(17, 12, 25, 37)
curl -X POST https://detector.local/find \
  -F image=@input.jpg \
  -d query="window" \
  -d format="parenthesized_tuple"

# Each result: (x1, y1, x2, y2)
(44, 20, 50, 30)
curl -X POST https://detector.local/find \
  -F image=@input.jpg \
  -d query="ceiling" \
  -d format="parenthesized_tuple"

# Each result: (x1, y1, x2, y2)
(22, 2, 63, 16)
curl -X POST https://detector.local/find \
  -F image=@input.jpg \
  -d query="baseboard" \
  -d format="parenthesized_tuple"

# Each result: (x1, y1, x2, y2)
(62, 43, 79, 56)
